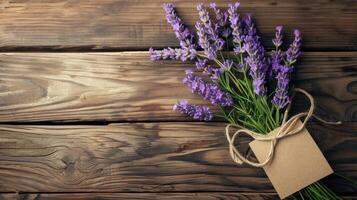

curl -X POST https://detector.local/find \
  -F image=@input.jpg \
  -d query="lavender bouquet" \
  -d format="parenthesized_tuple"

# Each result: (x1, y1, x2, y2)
(150, 2, 341, 200)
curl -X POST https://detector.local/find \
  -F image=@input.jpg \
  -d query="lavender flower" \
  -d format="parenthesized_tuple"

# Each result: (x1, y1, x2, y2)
(195, 58, 223, 82)
(243, 15, 269, 96)
(149, 48, 164, 60)
(209, 3, 225, 27)
(272, 89, 290, 108)
(222, 59, 234, 71)
(210, 3, 231, 38)
(149, 47, 196, 61)
(197, 3, 221, 42)
(183, 69, 233, 106)
(150, 3, 303, 114)
(271, 26, 284, 76)
(272, 29, 301, 108)
(195, 58, 209, 70)
(150, 3, 197, 61)
(286, 29, 301, 64)
(196, 22, 217, 59)
(234, 63, 244, 72)
(228, 2, 244, 54)
(205, 66, 224, 82)
(196, 3, 224, 59)
(273, 26, 283, 48)
(272, 66, 293, 108)
(163, 3, 194, 48)
(173, 99, 213, 121)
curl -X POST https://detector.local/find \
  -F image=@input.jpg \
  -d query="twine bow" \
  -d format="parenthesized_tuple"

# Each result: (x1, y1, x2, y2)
(225, 88, 341, 167)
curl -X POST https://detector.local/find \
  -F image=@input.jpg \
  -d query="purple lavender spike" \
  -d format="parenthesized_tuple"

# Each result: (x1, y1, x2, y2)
(286, 29, 301, 64)
(271, 26, 284, 76)
(173, 99, 213, 121)
(196, 3, 224, 59)
(228, 2, 244, 54)
(183, 69, 233, 107)
(150, 3, 197, 61)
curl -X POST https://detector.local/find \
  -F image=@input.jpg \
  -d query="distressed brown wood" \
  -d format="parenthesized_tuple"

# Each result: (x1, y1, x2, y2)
(0, 122, 355, 193)
(0, 193, 280, 200)
(0, 52, 355, 122)
(1, 193, 356, 200)
(0, 0, 356, 199)
(0, 0, 356, 50)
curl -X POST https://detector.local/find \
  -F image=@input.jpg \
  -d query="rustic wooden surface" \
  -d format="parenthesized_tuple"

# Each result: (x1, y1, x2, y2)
(0, 52, 355, 122)
(0, 123, 355, 193)
(0, 0, 356, 199)
(0, 0, 356, 51)
(2, 193, 357, 200)
(0, 193, 282, 200)
(1, 193, 357, 200)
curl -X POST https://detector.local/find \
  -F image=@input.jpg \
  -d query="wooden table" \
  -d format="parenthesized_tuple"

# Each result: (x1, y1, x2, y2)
(0, 0, 356, 199)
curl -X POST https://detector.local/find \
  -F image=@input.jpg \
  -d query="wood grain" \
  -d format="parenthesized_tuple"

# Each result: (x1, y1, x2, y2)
(1, 193, 356, 200)
(0, 193, 280, 200)
(0, 52, 355, 122)
(0, 0, 356, 50)
(0, 122, 355, 193)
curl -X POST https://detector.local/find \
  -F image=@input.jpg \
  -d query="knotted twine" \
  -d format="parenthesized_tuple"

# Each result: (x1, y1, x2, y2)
(225, 88, 341, 167)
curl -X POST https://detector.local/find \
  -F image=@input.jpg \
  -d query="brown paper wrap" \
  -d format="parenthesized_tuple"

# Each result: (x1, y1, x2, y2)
(225, 88, 339, 199)
(250, 120, 333, 199)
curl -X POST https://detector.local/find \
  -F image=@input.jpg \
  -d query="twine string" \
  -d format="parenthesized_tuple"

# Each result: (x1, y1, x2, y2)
(225, 88, 341, 167)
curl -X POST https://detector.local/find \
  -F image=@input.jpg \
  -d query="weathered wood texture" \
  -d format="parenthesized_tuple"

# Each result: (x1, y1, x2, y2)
(0, 193, 280, 200)
(0, 52, 355, 122)
(2, 193, 357, 200)
(1, 193, 357, 200)
(0, 123, 355, 193)
(0, 0, 356, 50)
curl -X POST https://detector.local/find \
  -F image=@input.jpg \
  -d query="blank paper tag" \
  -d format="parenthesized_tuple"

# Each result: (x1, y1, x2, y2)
(249, 120, 333, 199)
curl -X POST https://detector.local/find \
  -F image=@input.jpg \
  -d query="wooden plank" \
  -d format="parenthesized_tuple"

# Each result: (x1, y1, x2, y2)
(0, 52, 355, 122)
(0, 0, 356, 50)
(0, 123, 355, 192)
(0, 192, 280, 200)
(1, 193, 356, 200)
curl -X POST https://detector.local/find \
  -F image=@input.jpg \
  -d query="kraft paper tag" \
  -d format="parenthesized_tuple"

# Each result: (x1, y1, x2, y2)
(249, 120, 333, 199)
